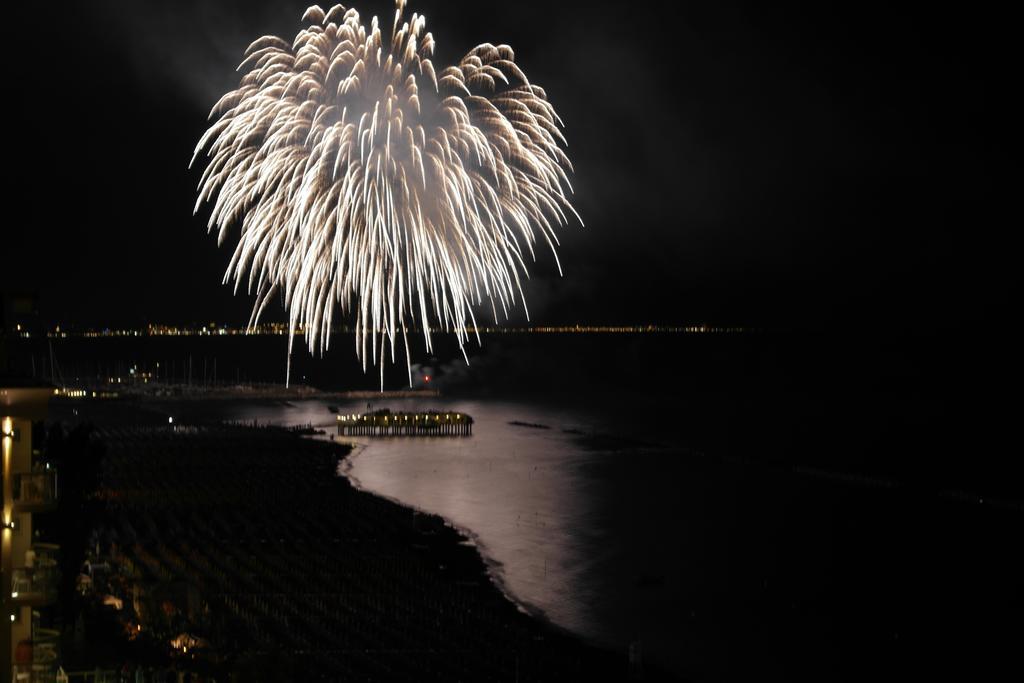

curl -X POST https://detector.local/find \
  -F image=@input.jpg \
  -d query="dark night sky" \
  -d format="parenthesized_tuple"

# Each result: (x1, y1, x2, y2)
(4, 1, 1012, 330)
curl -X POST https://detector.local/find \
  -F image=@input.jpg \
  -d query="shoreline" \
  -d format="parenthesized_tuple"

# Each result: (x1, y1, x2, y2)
(64, 411, 675, 681)
(337, 440, 589, 646)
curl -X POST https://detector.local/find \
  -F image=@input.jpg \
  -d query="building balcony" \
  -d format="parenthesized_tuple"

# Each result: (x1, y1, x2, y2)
(11, 470, 58, 512)
(12, 627, 60, 683)
(11, 663, 60, 683)
(10, 544, 60, 606)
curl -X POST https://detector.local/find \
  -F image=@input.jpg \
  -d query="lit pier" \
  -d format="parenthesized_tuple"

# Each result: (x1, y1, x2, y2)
(337, 409, 473, 437)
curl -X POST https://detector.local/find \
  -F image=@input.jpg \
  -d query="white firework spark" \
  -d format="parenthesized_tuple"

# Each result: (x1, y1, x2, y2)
(192, 0, 579, 387)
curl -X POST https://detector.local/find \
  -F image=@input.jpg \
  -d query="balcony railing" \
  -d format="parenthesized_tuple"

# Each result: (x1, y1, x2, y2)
(11, 663, 59, 683)
(12, 627, 61, 683)
(12, 470, 58, 512)
(11, 544, 61, 606)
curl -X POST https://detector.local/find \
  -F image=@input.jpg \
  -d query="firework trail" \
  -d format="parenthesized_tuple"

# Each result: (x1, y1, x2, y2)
(192, 1, 579, 387)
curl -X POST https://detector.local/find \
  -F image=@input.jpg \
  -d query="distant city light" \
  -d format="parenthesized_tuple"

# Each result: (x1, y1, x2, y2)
(41, 323, 753, 339)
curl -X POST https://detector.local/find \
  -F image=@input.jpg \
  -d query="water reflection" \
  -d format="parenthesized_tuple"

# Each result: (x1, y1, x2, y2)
(206, 397, 685, 675)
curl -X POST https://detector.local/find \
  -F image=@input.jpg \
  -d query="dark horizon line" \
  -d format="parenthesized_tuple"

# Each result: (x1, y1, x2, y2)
(12, 323, 756, 338)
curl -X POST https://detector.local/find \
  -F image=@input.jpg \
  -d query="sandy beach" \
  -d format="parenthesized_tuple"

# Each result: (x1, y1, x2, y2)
(58, 402, 675, 681)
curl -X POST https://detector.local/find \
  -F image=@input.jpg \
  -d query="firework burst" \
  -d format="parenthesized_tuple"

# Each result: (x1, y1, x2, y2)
(192, 0, 579, 386)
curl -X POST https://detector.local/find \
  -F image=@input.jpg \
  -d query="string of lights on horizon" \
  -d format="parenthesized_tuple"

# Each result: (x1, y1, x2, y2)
(11, 324, 754, 339)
